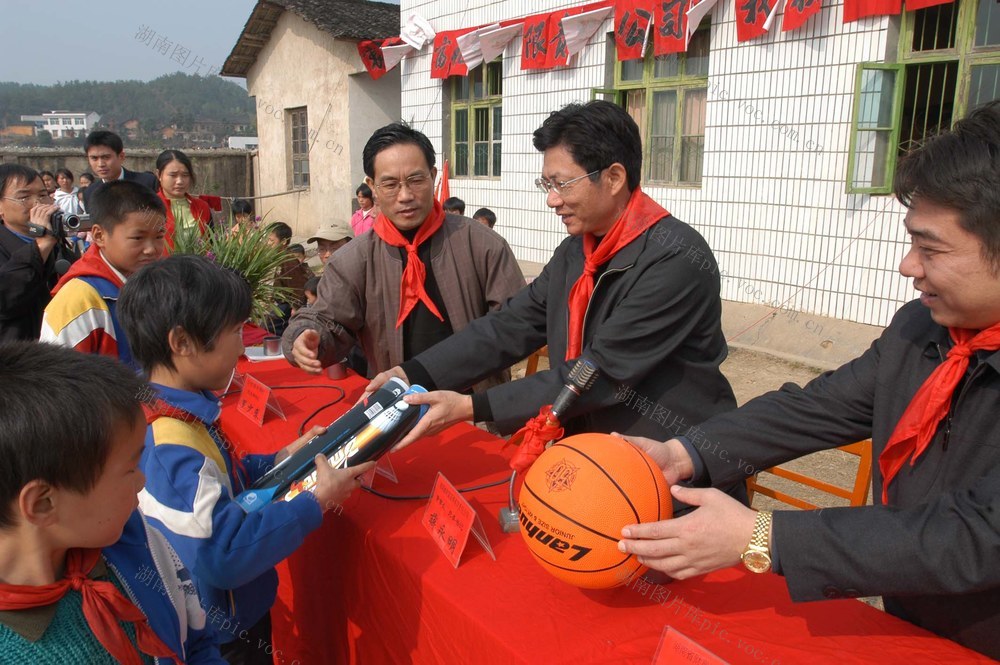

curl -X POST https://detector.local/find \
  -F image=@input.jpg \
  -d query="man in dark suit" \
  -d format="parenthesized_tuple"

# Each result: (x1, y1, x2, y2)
(82, 130, 158, 209)
(618, 101, 1000, 659)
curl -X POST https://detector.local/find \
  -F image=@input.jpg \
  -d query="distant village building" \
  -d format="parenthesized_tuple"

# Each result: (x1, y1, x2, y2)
(20, 111, 100, 139)
(228, 136, 260, 150)
(222, 0, 401, 236)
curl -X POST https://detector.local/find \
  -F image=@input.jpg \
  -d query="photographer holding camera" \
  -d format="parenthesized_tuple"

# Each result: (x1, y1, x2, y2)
(0, 165, 79, 341)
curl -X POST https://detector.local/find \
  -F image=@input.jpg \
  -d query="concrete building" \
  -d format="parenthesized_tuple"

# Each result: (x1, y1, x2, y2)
(222, 0, 401, 236)
(33, 111, 101, 139)
(395, 0, 998, 356)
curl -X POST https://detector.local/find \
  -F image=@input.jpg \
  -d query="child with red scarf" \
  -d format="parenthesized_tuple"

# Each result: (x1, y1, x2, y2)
(0, 342, 223, 664)
(40, 181, 166, 367)
(155, 149, 211, 249)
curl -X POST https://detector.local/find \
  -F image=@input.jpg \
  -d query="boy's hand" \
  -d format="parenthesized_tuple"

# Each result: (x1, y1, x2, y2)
(311, 455, 376, 513)
(291, 329, 323, 373)
(359, 366, 409, 404)
(275, 425, 326, 464)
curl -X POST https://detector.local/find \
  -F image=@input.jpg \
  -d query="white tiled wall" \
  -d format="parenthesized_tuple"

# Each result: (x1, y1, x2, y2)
(400, 0, 913, 327)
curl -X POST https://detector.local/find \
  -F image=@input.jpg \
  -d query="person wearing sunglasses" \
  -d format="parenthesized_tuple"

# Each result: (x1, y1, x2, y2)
(282, 123, 524, 394)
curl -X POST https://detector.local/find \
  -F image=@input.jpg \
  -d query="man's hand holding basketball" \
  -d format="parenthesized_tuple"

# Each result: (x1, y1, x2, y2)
(613, 434, 695, 485)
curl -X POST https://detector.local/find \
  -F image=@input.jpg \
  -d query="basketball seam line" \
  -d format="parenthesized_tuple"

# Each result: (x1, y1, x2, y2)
(559, 444, 641, 524)
(523, 482, 621, 544)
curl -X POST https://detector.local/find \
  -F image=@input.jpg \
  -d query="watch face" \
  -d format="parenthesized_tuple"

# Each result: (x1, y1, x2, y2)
(742, 550, 771, 574)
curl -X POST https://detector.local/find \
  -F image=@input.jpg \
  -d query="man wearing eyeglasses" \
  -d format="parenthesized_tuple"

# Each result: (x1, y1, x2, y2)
(364, 102, 741, 506)
(0, 165, 78, 341)
(281, 123, 524, 388)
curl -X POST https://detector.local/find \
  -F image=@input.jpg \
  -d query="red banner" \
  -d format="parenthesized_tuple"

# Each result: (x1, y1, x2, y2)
(904, 0, 953, 11)
(782, 0, 822, 31)
(654, 0, 689, 55)
(358, 39, 389, 80)
(431, 30, 472, 79)
(735, 0, 774, 41)
(521, 9, 583, 70)
(614, 0, 654, 61)
(843, 0, 901, 22)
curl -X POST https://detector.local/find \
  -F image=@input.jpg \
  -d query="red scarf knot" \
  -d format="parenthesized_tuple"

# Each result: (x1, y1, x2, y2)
(565, 188, 669, 359)
(373, 200, 447, 328)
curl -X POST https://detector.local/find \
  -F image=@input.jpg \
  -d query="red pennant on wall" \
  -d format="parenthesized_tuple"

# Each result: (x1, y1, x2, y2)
(521, 9, 579, 70)
(654, 0, 690, 55)
(431, 30, 472, 79)
(843, 0, 901, 22)
(735, 0, 775, 41)
(903, 0, 953, 10)
(358, 38, 390, 80)
(614, 0, 654, 61)
(782, 0, 822, 31)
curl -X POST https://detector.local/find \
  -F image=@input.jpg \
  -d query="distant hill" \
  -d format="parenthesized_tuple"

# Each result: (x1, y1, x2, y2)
(0, 73, 255, 147)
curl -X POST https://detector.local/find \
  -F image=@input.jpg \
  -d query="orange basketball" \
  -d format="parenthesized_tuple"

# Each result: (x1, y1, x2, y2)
(518, 433, 672, 589)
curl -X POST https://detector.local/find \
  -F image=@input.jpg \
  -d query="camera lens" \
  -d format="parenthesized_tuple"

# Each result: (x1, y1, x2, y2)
(49, 211, 81, 232)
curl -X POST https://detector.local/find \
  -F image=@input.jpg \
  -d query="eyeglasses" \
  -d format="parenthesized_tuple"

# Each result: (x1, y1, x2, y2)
(535, 169, 604, 196)
(374, 174, 432, 198)
(3, 194, 53, 207)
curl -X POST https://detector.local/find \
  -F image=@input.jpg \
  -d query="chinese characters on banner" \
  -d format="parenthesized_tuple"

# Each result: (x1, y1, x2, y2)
(358, 38, 389, 79)
(654, 0, 689, 55)
(735, 0, 776, 42)
(431, 29, 473, 79)
(782, 0, 822, 32)
(614, 0, 653, 61)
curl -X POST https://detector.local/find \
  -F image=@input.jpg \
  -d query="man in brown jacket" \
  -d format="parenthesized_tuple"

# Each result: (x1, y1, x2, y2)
(281, 123, 524, 387)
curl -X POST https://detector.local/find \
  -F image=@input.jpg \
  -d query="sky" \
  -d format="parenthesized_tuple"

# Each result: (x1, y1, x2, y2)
(1, 0, 398, 86)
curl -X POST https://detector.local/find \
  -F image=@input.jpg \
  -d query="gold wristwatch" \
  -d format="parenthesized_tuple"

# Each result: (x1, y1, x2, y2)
(741, 510, 773, 574)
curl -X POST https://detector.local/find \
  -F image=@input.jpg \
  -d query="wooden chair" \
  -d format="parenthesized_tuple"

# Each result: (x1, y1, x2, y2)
(745, 440, 873, 509)
(524, 346, 549, 376)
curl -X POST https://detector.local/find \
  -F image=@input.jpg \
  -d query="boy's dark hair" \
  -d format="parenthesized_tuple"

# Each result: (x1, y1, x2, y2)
(288, 243, 305, 255)
(473, 207, 497, 228)
(155, 149, 197, 186)
(0, 342, 146, 529)
(85, 130, 124, 155)
(895, 100, 1000, 273)
(231, 199, 253, 216)
(443, 197, 465, 215)
(89, 180, 166, 232)
(120, 255, 252, 375)
(356, 183, 373, 198)
(362, 123, 436, 178)
(533, 100, 643, 192)
(55, 167, 74, 181)
(304, 276, 320, 295)
(266, 221, 292, 243)
(0, 164, 40, 198)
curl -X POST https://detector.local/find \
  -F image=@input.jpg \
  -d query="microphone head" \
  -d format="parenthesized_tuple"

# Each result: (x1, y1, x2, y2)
(568, 358, 599, 391)
(55, 259, 72, 275)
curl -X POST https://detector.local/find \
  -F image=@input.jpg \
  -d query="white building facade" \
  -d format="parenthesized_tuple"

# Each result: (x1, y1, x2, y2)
(398, 0, 998, 328)
(40, 111, 101, 139)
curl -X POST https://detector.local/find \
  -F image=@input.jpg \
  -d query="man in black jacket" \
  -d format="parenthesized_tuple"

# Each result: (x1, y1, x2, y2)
(82, 130, 158, 209)
(616, 101, 1000, 659)
(364, 102, 738, 472)
(0, 165, 78, 341)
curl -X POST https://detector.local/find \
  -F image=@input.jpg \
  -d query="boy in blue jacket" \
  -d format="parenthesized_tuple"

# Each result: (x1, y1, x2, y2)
(0, 341, 223, 664)
(120, 255, 373, 664)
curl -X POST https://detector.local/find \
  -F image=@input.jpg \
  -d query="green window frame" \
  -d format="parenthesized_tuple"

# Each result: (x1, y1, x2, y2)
(288, 107, 309, 189)
(450, 61, 503, 178)
(847, 0, 1000, 194)
(595, 26, 710, 187)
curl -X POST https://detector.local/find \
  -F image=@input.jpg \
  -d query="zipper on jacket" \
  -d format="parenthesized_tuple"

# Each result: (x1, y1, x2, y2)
(943, 359, 987, 450)
(106, 559, 162, 665)
(580, 265, 632, 345)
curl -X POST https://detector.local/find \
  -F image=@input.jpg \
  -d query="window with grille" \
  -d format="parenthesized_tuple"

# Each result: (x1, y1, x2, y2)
(848, 0, 1000, 193)
(596, 26, 709, 186)
(450, 61, 502, 178)
(288, 107, 310, 188)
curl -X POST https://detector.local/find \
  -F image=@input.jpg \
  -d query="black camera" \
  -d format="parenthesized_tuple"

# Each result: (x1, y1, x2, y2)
(27, 211, 88, 239)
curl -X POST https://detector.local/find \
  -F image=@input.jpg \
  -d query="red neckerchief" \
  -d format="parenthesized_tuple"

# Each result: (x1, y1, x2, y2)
(373, 199, 446, 328)
(879, 324, 1000, 503)
(51, 244, 123, 296)
(565, 187, 668, 359)
(0, 549, 181, 665)
(143, 399, 249, 492)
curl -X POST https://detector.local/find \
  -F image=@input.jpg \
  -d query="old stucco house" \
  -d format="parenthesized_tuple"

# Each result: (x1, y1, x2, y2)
(222, 0, 400, 235)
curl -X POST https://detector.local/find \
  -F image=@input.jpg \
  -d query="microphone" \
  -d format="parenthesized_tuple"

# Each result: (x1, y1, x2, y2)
(499, 358, 601, 533)
(549, 358, 600, 425)
(55, 259, 72, 275)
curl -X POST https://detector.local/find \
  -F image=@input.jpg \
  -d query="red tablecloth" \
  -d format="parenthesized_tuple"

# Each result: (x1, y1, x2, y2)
(220, 360, 991, 665)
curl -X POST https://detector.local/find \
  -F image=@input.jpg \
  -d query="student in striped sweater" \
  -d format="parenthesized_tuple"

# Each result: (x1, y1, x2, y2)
(41, 180, 166, 368)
